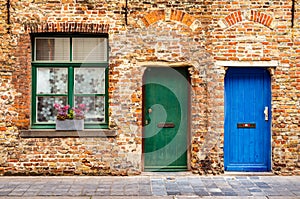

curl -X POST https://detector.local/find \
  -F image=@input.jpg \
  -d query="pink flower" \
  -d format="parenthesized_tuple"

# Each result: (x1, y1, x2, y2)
(54, 103, 86, 120)
(78, 104, 86, 110)
(54, 103, 61, 110)
(63, 105, 70, 111)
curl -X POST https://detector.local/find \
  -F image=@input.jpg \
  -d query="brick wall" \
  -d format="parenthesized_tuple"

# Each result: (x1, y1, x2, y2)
(210, 0, 300, 175)
(0, 0, 299, 175)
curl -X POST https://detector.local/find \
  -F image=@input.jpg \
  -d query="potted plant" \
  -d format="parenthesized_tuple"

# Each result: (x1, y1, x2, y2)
(54, 103, 86, 131)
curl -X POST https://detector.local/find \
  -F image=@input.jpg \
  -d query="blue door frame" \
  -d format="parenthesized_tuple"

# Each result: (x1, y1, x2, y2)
(224, 67, 271, 172)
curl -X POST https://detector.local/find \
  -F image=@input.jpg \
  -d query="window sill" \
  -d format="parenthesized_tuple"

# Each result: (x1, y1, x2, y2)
(20, 129, 117, 138)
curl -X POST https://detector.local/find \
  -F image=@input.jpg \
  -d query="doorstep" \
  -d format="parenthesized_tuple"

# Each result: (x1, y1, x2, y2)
(141, 171, 195, 176)
(223, 171, 275, 176)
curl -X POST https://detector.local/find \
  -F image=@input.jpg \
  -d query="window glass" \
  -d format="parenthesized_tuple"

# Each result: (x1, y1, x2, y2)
(37, 96, 67, 122)
(74, 68, 105, 94)
(35, 38, 70, 61)
(73, 38, 107, 61)
(37, 68, 68, 94)
(75, 96, 105, 123)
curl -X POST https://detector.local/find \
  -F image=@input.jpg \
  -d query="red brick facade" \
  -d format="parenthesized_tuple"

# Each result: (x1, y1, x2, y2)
(0, 0, 299, 175)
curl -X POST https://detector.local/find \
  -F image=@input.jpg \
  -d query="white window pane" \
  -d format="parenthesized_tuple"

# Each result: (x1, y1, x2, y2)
(75, 96, 105, 123)
(74, 68, 105, 94)
(73, 38, 107, 61)
(37, 68, 68, 94)
(37, 96, 67, 122)
(35, 38, 70, 61)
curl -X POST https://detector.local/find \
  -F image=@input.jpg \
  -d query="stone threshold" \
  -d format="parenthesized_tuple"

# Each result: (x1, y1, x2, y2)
(223, 171, 274, 176)
(141, 171, 194, 176)
(20, 129, 117, 138)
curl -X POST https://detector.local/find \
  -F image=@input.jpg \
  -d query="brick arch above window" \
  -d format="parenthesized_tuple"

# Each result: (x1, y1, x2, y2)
(24, 22, 110, 33)
(218, 10, 275, 30)
(139, 9, 201, 31)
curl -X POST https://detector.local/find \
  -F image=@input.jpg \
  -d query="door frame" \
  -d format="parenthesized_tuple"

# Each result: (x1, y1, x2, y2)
(223, 65, 274, 172)
(141, 66, 191, 171)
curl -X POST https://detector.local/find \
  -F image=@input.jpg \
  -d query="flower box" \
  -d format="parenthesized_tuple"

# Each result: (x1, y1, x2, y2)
(55, 119, 84, 131)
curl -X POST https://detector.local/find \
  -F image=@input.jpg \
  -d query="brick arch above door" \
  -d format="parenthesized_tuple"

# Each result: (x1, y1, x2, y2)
(218, 10, 275, 30)
(138, 9, 201, 31)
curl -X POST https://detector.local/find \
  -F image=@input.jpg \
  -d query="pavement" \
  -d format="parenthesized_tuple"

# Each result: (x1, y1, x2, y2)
(0, 172, 299, 198)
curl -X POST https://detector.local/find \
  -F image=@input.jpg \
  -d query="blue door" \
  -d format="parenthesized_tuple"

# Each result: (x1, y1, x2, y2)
(224, 68, 271, 171)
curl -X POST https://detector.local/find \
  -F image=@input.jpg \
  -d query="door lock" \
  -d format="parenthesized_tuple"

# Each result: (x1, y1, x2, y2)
(264, 106, 269, 121)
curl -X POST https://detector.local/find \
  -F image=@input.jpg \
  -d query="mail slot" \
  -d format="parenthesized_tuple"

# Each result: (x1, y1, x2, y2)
(237, 123, 256, 128)
(157, 122, 175, 128)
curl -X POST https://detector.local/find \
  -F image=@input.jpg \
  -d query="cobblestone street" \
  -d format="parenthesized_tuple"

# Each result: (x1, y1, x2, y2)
(0, 173, 298, 198)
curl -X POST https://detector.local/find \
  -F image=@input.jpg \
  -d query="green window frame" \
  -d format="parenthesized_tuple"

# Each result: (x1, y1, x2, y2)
(31, 33, 109, 129)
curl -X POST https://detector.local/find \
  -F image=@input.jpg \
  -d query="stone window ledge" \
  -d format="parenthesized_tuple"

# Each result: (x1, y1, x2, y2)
(20, 129, 117, 138)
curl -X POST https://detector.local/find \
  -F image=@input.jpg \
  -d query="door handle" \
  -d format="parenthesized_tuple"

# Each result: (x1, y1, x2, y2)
(264, 106, 268, 121)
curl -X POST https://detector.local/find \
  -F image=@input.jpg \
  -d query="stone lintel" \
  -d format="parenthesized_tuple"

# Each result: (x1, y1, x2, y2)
(216, 61, 278, 67)
(138, 61, 194, 68)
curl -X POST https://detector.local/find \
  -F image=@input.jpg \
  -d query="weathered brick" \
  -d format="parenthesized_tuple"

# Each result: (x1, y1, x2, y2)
(0, 0, 298, 176)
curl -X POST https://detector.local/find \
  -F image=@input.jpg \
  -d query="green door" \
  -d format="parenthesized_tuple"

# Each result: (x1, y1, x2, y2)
(143, 67, 189, 171)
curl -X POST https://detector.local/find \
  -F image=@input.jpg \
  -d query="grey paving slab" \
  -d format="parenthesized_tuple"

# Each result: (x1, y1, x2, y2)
(0, 175, 298, 198)
(194, 190, 210, 196)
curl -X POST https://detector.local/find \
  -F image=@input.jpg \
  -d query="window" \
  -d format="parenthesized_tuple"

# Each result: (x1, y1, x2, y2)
(31, 34, 109, 129)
